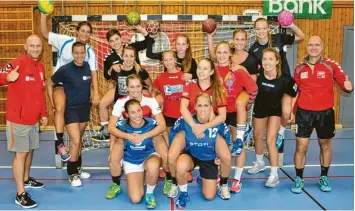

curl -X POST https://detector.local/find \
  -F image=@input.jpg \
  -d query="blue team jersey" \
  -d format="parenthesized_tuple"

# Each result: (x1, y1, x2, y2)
(169, 116, 231, 161)
(116, 118, 157, 164)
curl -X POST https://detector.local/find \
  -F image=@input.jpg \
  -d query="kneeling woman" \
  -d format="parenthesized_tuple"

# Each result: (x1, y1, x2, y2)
(111, 99, 165, 209)
(169, 93, 231, 209)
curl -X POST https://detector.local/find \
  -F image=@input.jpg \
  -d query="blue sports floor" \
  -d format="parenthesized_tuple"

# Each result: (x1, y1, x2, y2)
(0, 129, 353, 210)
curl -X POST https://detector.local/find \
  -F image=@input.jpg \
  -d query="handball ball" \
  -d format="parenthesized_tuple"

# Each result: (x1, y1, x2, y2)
(202, 18, 217, 33)
(126, 12, 141, 26)
(278, 10, 294, 27)
(146, 20, 160, 35)
(38, 0, 54, 15)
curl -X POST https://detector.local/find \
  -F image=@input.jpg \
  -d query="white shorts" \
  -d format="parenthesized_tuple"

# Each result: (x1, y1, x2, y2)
(123, 152, 160, 174)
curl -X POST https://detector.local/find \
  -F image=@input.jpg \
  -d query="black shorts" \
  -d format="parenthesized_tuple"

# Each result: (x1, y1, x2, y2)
(253, 105, 282, 118)
(164, 115, 178, 127)
(226, 112, 236, 127)
(184, 152, 218, 180)
(295, 107, 335, 139)
(65, 105, 91, 125)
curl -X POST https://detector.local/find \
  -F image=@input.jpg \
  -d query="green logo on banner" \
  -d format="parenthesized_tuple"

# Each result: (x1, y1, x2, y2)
(264, 0, 332, 19)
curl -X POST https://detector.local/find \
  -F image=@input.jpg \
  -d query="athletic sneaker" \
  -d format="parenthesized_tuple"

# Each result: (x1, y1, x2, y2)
(230, 179, 242, 193)
(187, 171, 193, 183)
(163, 179, 172, 195)
(291, 176, 304, 194)
(231, 138, 243, 156)
(276, 134, 284, 149)
(15, 192, 37, 209)
(24, 177, 44, 189)
(167, 184, 178, 198)
(175, 192, 189, 210)
(105, 183, 122, 199)
(319, 176, 332, 192)
(78, 167, 91, 179)
(91, 125, 110, 142)
(69, 174, 82, 187)
(56, 143, 71, 162)
(243, 124, 253, 143)
(218, 184, 230, 200)
(265, 174, 280, 188)
(247, 161, 266, 174)
(145, 193, 156, 209)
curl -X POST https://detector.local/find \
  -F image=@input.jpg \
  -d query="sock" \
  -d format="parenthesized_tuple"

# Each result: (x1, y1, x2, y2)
(166, 172, 172, 180)
(278, 126, 285, 138)
(236, 124, 247, 140)
(256, 154, 264, 163)
(56, 132, 64, 140)
(172, 177, 177, 185)
(321, 166, 329, 177)
(146, 184, 156, 194)
(178, 183, 188, 192)
(112, 175, 121, 185)
(101, 121, 109, 126)
(296, 168, 304, 179)
(234, 167, 244, 181)
(67, 161, 78, 175)
(270, 166, 278, 176)
(219, 176, 228, 186)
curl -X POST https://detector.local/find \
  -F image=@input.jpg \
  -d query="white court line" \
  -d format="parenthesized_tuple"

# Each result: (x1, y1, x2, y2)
(0, 163, 353, 170)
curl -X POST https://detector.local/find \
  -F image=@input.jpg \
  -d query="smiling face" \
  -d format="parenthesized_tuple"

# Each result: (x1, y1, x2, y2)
(262, 51, 279, 73)
(254, 19, 270, 41)
(197, 59, 214, 81)
(162, 51, 177, 72)
(126, 102, 143, 126)
(76, 24, 91, 43)
(306, 36, 323, 59)
(24, 35, 43, 60)
(215, 43, 231, 66)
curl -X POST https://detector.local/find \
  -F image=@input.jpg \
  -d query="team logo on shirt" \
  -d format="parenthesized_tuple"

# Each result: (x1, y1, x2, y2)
(163, 85, 183, 95)
(83, 76, 92, 81)
(300, 72, 308, 79)
(317, 71, 325, 79)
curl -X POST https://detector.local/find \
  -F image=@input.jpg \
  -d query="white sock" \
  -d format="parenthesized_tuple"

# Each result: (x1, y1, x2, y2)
(146, 184, 156, 194)
(178, 183, 188, 192)
(278, 126, 285, 137)
(270, 166, 278, 176)
(234, 167, 244, 181)
(256, 154, 264, 163)
(236, 124, 246, 140)
(101, 121, 109, 126)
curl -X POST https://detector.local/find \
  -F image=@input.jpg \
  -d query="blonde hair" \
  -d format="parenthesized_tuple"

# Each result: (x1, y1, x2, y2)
(122, 45, 141, 73)
(199, 58, 227, 106)
(176, 34, 192, 73)
(263, 47, 282, 78)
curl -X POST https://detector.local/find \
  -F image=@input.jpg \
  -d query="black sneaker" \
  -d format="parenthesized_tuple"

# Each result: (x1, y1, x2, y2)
(15, 192, 37, 209)
(24, 177, 44, 189)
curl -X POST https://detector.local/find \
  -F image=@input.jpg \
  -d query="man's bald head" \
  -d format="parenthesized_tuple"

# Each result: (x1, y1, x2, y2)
(24, 35, 43, 60)
(306, 35, 323, 59)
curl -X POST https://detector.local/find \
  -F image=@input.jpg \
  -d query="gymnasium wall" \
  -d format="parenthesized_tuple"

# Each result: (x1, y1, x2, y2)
(0, 1, 353, 128)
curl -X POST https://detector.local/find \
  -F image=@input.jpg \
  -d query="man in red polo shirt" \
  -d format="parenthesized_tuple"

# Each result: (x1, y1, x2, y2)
(0, 35, 48, 208)
(291, 35, 353, 194)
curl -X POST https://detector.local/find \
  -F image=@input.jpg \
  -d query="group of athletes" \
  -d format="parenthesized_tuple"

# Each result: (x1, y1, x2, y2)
(1, 11, 353, 209)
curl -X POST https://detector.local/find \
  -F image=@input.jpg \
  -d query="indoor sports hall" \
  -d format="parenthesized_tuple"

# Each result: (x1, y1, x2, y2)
(0, 0, 353, 210)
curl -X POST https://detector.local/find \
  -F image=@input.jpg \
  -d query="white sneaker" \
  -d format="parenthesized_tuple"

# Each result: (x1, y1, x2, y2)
(78, 167, 91, 179)
(167, 184, 178, 198)
(69, 174, 82, 187)
(265, 174, 279, 188)
(218, 184, 230, 200)
(247, 161, 266, 174)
